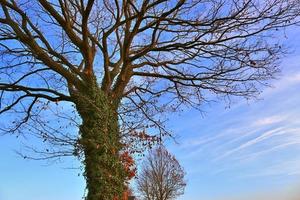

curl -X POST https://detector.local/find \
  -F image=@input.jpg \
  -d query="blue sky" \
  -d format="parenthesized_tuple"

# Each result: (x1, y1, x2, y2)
(165, 27, 300, 199)
(1, 27, 300, 200)
(166, 60, 300, 199)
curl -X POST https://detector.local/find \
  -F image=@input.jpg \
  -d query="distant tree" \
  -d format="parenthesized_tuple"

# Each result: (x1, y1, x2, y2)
(136, 146, 186, 200)
(0, 0, 299, 199)
(114, 186, 136, 200)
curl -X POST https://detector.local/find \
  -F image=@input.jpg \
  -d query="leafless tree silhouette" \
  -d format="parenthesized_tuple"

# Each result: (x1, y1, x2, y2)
(137, 146, 186, 200)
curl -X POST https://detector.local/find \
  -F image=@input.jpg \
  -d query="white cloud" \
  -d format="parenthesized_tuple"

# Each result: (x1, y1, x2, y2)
(238, 140, 300, 162)
(262, 71, 300, 97)
(215, 127, 285, 160)
(253, 115, 286, 126)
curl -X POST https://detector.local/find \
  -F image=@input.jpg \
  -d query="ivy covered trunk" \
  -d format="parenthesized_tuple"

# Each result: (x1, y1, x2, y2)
(71, 80, 126, 200)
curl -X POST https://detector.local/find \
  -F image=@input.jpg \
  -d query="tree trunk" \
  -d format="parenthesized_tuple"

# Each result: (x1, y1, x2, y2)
(71, 80, 126, 200)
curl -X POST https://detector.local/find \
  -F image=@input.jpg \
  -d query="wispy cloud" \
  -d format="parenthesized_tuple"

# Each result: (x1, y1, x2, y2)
(253, 115, 287, 127)
(214, 127, 286, 160)
(174, 69, 300, 178)
(167, 27, 300, 200)
(262, 70, 300, 97)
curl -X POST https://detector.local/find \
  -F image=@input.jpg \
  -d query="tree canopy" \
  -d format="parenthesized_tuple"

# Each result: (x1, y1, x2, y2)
(137, 146, 186, 200)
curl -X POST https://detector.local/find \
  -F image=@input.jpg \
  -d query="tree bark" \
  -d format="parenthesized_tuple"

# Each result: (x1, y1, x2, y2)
(71, 79, 126, 200)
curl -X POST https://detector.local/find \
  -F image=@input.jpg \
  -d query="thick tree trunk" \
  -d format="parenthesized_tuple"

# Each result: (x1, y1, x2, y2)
(71, 81, 126, 200)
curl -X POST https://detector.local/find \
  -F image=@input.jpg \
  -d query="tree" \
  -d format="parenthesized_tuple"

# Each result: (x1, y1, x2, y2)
(0, 0, 299, 199)
(136, 146, 186, 200)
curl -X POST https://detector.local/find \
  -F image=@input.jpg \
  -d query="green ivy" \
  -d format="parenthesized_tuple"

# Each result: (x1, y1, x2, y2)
(73, 79, 126, 200)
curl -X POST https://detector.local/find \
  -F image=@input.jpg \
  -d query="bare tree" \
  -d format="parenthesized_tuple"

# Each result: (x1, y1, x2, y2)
(0, 0, 299, 199)
(136, 146, 186, 200)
